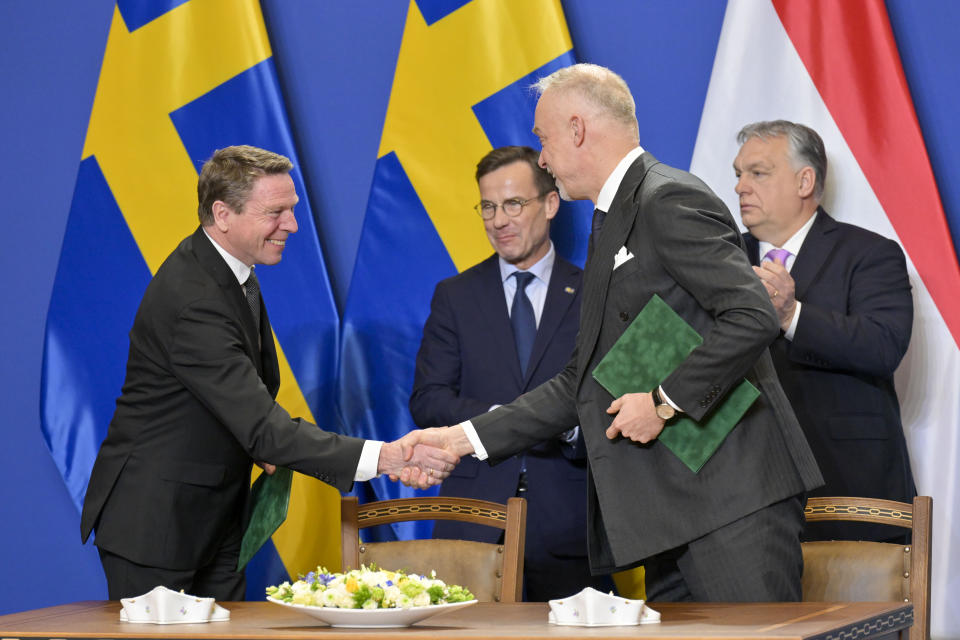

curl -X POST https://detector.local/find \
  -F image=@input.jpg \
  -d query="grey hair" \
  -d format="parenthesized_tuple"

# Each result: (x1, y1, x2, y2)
(737, 120, 827, 200)
(532, 63, 639, 138)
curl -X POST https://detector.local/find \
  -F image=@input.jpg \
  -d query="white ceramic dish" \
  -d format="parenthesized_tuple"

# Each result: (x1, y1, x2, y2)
(266, 596, 478, 628)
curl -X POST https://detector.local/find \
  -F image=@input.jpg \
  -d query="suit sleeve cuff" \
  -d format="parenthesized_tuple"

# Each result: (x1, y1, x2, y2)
(784, 300, 802, 340)
(658, 385, 683, 412)
(460, 420, 489, 460)
(355, 440, 382, 481)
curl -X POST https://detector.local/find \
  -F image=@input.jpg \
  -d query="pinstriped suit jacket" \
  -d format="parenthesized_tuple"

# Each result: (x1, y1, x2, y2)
(472, 154, 823, 573)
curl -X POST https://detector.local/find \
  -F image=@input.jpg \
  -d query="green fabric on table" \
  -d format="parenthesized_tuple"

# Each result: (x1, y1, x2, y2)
(592, 294, 760, 473)
(237, 466, 292, 571)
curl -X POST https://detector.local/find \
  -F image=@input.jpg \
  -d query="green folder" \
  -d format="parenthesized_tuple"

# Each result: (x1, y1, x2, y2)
(237, 466, 292, 571)
(591, 294, 760, 473)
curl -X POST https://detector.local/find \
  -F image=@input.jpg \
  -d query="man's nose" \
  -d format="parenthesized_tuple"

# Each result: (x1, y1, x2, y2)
(491, 205, 510, 227)
(281, 210, 298, 233)
(538, 152, 547, 169)
(734, 175, 748, 195)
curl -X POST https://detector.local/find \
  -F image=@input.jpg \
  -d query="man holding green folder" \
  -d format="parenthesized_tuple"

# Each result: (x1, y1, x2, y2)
(406, 64, 823, 602)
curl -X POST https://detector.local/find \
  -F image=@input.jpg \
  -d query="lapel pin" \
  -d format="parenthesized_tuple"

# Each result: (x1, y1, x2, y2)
(564, 286, 575, 294)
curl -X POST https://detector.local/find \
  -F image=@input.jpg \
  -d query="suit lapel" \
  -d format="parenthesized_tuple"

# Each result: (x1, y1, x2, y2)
(525, 258, 579, 387)
(192, 227, 268, 381)
(791, 209, 839, 301)
(578, 153, 659, 378)
(743, 233, 761, 266)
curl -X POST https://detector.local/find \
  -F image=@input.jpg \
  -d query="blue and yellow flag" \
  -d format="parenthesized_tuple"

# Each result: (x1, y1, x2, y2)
(338, 0, 593, 540)
(39, 0, 340, 598)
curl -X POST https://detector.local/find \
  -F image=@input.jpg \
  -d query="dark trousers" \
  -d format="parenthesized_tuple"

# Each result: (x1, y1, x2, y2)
(644, 494, 805, 602)
(97, 522, 245, 601)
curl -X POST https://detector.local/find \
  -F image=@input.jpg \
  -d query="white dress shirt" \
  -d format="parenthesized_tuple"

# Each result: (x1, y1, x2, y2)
(203, 229, 382, 480)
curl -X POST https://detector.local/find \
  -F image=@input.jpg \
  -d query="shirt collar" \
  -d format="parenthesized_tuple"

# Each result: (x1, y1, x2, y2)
(499, 241, 555, 285)
(758, 210, 819, 263)
(596, 146, 645, 213)
(203, 227, 252, 285)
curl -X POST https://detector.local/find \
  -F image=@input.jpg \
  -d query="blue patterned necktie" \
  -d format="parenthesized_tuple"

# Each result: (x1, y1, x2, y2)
(511, 271, 537, 375)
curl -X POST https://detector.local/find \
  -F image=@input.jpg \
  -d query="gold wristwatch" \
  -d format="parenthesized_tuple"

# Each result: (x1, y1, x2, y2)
(651, 387, 676, 421)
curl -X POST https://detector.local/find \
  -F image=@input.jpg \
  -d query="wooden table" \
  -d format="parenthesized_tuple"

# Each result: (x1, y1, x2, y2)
(0, 601, 912, 640)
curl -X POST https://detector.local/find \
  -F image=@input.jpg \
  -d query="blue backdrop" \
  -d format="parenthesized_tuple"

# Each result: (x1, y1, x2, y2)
(1, 0, 957, 619)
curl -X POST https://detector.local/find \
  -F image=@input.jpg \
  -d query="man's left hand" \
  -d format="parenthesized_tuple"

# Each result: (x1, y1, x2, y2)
(605, 393, 665, 443)
(753, 259, 797, 331)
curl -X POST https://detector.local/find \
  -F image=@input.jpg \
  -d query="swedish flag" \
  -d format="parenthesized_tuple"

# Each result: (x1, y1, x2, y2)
(39, 0, 340, 598)
(338, 0, 592, 540)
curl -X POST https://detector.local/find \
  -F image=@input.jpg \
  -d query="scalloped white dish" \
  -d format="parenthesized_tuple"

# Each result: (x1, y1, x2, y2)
(266, 596, 478, 628)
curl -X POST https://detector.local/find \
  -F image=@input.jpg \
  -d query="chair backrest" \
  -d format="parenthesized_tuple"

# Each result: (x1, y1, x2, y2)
(340, 496, 526, 603)
(801, 496, 932, 640)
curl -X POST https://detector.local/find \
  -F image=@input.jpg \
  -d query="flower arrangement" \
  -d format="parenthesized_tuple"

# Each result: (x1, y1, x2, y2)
(266, 565, 475, 610)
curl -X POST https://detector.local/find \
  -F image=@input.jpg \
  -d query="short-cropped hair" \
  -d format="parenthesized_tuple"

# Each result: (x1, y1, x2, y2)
(197, 145, 293, 225)
(532, 63, 638, 138)
(475, 146, 557, 196)
(737, 120, 827, 200)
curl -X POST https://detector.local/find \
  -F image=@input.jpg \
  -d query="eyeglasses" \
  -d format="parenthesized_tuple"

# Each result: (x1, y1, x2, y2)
(474, 193, 549, 220)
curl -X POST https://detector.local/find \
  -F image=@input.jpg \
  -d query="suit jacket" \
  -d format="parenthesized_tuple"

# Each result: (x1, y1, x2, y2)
(409, 254, 588, 556)
(472, 154, 823, 573)
(744, 209, 916, 539)
(81, 227, 365, 570)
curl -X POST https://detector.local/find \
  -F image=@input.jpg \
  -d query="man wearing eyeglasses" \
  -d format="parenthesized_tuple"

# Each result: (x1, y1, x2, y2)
(410, 145, 613, 600)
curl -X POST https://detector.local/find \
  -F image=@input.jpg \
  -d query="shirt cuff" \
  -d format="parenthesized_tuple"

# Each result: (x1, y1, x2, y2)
(784, 301, 802, 340)
(659, 385, 682, 412)
(354, 440, 382, 481)
(460, 420, 489, 461)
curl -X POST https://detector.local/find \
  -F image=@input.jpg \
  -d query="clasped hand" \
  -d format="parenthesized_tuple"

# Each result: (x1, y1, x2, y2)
(378, 430, 463, 489)
(753, 258, 797, 331)
(605, 392, 665, 443)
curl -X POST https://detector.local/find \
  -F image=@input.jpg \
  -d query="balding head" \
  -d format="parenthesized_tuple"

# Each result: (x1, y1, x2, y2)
(532, 63, 639, 140)
(531, 64, 640, 203)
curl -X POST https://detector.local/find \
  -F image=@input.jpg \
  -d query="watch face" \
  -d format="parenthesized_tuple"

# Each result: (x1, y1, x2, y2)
(656, 404, 676, 420)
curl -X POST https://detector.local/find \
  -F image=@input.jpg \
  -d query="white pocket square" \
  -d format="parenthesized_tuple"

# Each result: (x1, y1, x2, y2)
(613, 245, 635, 270)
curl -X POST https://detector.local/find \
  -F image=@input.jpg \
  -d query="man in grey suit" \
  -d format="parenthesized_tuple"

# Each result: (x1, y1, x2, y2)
(405, 64, 823, 602)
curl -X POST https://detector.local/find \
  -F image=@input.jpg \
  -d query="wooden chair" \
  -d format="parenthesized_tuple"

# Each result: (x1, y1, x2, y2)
(802, 496, 932, 640)
(340, 496, 526, 603)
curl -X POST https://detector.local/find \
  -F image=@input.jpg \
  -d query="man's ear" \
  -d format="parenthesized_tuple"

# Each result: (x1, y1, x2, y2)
(212, 200, 232, 232)
(797, 166, 816, 199)
(544, 190, 560, 220)
(570, 114, 585, 147)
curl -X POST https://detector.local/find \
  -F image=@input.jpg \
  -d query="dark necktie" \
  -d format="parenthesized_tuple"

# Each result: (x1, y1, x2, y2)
(589, 207, 606, 257)
(244, 269, 262, 341)
(511, 271, 537, 376)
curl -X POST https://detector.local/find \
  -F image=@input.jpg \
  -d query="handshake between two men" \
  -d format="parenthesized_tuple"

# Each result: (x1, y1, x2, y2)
(389, 426, 475, 488)
(384, 390, 674, 489)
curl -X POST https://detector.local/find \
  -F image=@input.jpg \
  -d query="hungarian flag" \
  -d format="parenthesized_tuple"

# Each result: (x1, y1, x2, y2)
(689, 1, 959, 636)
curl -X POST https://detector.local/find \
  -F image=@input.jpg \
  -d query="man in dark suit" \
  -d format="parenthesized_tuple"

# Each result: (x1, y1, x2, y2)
(734, 120, 916, 542)
(410, 146, 612, 600)
(80, 145, 455, 601)
(404, 64, 823, 602)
